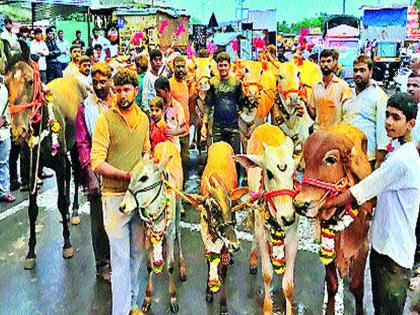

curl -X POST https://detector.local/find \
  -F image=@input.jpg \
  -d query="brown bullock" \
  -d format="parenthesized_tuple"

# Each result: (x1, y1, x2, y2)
(294, 124, 373, 315)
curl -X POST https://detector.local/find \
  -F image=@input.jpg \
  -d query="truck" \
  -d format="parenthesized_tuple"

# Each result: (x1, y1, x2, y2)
(322, 15, 361, 81)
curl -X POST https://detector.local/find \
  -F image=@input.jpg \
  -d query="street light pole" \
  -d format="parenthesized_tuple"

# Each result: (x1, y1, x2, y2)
(343, 0, 346, 14)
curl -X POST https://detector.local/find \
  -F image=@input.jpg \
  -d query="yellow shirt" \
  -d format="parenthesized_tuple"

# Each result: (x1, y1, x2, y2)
(311, 74, 353, 128)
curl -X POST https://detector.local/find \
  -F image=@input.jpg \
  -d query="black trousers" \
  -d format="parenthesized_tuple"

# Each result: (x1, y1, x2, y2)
(89, 194, 110, 271)
(46, 61, 60, 83)
(370, 249, 410, 315)
(9, 141, 29, 185)
(179, 135, 190, 188)
(213, 126, 242, 182)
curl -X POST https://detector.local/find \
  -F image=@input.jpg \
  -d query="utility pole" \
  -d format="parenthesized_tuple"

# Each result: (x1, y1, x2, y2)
(343, 0, 346, 14)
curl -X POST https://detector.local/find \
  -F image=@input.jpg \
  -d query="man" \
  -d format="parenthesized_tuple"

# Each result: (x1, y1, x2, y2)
(76, 63, 114, 282)
(0, 17, 20, 51)
(63, 45, 81, 78)
(56, 30, 70, 77)
(169, 56, 190, 182)
(325, 93, 420, 315)
(91, 68, 150, 315)
(408, 74, 420, 147)
(142, 49, 163, 114)
(72, 30, 85, 50)
(0, 80, 15, 203)
(204, 52, 245, 156)
(307, 49, 352, 128)
(18, 26, 31, 48)
(155, 77, 187, 150)
(30, 28, 49, 83)
(77, 55, 92, 91)
(134, 54, 148, 111)
(86, 47, 100, 65)
(396, 54, 420, 93)
(343, 55, 389, 169)
(91, 28, 110, 62)
(45, 27, 61, 82)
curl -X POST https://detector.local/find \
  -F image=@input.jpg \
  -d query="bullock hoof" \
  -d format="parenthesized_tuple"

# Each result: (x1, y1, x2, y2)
(24, 257, 36, 270)
(179, 272, 187, 282)
(220, 305, 228, 315)
(206, 288, 213, 303)
(71, 215, 80, 225)
(169, 301, 179, 313)
(63, 246, 74, 259)
(141, 301, 151, 313)
(250, 266, 258, 275)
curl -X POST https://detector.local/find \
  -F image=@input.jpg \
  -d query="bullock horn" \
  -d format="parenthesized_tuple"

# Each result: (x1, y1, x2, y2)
(161, 177, 204, 206)
(232, 196, 254, 212)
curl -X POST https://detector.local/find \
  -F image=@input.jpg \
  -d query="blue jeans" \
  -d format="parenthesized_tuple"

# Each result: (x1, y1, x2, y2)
(102, 196, 145, 315)
(0, 138, 11, 198)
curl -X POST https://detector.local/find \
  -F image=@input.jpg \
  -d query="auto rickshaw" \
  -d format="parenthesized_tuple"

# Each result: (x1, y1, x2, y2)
(372, 40, 401, 88)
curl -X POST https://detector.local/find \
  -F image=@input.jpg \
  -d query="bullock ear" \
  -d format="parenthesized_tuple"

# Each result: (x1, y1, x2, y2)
(346, 145, 372, 182)
(230, 187, 249, 202)
(233, 154, 263, 169)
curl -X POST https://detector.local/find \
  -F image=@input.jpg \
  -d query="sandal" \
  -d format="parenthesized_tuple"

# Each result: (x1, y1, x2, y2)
(0, 193, 16, 203)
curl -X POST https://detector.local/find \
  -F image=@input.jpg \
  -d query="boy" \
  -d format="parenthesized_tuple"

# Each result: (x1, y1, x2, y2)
(149, 96, 171, 150)
(324, 92, 420, 315)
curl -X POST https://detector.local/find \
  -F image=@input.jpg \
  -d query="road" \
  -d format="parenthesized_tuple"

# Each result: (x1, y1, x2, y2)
(0, 149, 416, 315)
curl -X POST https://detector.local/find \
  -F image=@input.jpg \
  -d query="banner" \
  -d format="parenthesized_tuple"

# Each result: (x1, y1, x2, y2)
(407, 5, 420, 41)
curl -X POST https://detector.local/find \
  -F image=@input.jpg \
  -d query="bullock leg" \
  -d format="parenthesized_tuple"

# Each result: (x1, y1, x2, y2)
(349, 242, 368, 315)
(142, 255, 154, 313)
(56, 157, 73, 259)
(325, 262, 338, 315)
(70, 146, 81, 225)
(219, 258, 228, 315)
(249, 211, 258, 274)
(166, 235, 179, 313)
(176, 197, 187, 282)
(260, 238, 274, 315)
(283, 225, 298, 315)
(24, 191, 39, 270)
(206, 260, 214, 303)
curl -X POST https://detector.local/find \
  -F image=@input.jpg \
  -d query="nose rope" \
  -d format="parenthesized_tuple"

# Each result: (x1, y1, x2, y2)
(301, 177, 348, 200)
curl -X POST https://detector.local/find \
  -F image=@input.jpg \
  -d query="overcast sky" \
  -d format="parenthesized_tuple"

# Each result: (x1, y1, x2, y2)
(171, 0, 413, 23)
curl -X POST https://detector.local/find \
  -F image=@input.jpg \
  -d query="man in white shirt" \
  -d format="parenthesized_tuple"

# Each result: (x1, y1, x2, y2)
(142, 49, 162, 115)
(77, 55, 92, 92)
(408, 74, 420, 148)
(30, 28, 49, 83)
(90, 28, 110, 62)
(343, 55, 389, 169)
(56, 30, 70, 77)
(325, 93, 420, 315)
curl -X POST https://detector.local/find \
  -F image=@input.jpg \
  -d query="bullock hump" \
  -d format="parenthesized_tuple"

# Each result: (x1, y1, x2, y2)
(153, 141, 183, 189)
(247, 123, 286, 156)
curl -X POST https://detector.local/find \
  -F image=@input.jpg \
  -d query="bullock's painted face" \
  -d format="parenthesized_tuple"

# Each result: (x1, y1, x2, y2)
(385, 106, 416, 140)
(234, 137, 297, 228)
(294, 131, 351, 219)
(120, 158, 166, 215)
(5, 62, 35, 142)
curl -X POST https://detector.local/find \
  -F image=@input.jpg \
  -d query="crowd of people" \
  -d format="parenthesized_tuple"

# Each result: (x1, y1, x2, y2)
(0, 16, 420, 315)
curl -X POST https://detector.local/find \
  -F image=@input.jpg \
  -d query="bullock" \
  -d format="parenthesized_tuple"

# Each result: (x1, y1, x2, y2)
(173, 141, 247, 315)
(187, 57, 218, 152)
(234, 123, 299, 315)
(5, 57, 87, 269)
(294, 124, 373, 315)
(119, 141, 187, 313)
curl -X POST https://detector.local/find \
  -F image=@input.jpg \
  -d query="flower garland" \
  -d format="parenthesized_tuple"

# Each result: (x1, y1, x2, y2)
(45, 91, 60, 156)
(271, 228, 286, 274)
(207, 252, 222, 292)
(319, 203, 359, 265)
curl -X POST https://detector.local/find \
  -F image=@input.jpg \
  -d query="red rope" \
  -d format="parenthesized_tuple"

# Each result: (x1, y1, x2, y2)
(301, 177, 347, 199)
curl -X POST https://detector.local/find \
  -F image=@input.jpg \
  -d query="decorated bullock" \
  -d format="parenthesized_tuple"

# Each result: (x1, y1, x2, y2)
(119, 141, 187, 313)
(187, 56, 218, 152)
(5, 56, 88, 269)
(294, 124, 373, 315)
(234, 123, 299, 315)
(171, 141, 247, 315)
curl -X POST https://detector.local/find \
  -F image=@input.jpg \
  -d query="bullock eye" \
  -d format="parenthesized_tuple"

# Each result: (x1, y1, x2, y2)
(266, 169, 274, 180)
(277, 164, 287, 172)
(27, 79, 34, 86)
(278, 75, 284, 80)
(245, 68, 249, 73)
(324, 156, 337, 165)
(139, 175, 149, 182)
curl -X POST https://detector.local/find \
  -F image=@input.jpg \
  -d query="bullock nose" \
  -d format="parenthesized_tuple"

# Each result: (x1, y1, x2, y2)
(119, 203, 127, 213)
(281, 212, 296, 227)
(294, 201, 310, 216)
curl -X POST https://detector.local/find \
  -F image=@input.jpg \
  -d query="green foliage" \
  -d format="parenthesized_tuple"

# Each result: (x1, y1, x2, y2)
(277, 12, 331, 34)
(191, 16, 202, 25)
(0, 3, 31, 23)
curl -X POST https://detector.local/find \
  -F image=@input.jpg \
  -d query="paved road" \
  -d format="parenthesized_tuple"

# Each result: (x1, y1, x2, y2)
(0, 150, 417, 315)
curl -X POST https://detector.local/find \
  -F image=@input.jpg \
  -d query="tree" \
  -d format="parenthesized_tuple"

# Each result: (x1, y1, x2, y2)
(278, 13, 331, 34)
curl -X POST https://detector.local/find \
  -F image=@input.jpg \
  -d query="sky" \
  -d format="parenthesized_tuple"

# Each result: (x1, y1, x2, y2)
(171, 0, 414, 24)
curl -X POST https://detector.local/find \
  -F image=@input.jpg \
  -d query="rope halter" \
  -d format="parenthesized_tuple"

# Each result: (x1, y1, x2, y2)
(301, 177, 348, 201)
